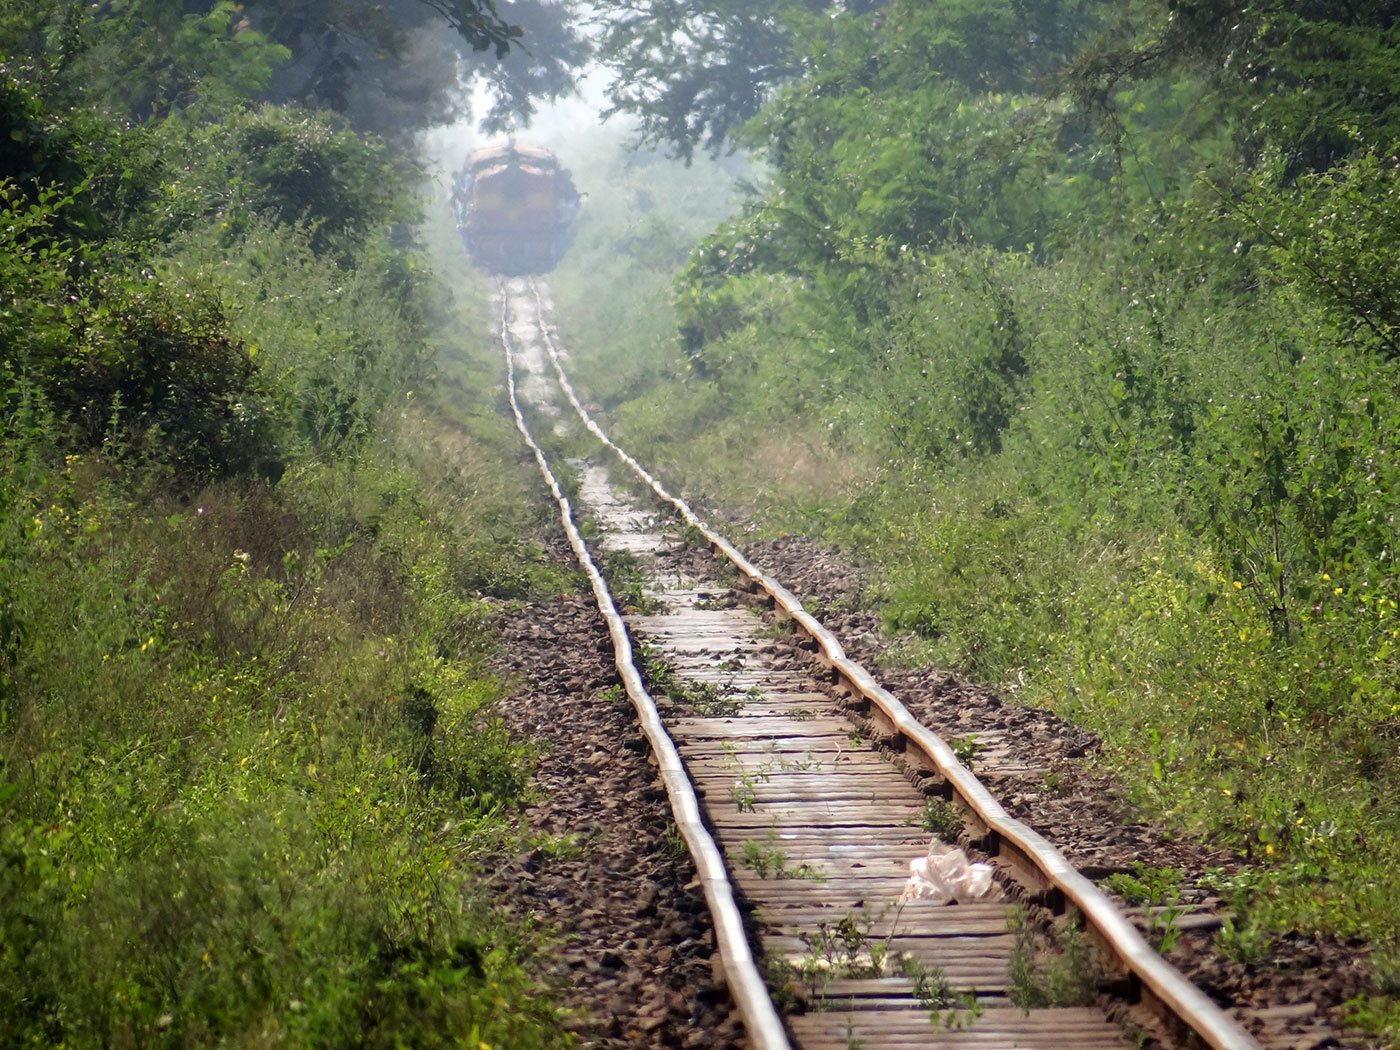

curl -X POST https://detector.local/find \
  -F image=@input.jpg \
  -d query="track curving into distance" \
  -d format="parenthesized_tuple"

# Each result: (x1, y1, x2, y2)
(498, 281, 791, 1050)
(497, 275, 1265, 1050)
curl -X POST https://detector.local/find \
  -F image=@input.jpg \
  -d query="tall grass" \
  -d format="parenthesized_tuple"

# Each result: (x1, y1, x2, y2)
(0, 424, 566, 1047)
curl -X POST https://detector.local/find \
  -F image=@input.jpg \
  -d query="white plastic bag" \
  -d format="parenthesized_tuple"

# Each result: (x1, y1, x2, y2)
(901, 840, 997, 903)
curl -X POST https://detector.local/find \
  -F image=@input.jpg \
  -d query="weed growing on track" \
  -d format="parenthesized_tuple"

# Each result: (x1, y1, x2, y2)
(689, 680, 748, 717)
(755, 618, 796, 640)
(758, 954, 804, 1014)
(805, 908, 896, 979)
(635, 639, 748, 715)
(949, 735, 983, 769)
(1105, 864, 1186, 952)
(661, 820, 689, 858)
(920, 798, 965, 840)
(740, 832, 825, 881)
(760, 907, 984, 1027)
(904, 957, 956, 1010)
(597, 548, 664, 614)
(1007, 908, 1099, 1010)
(727, 756, 778, 813)
(1215, 914, 1270, 967)
(731, 776, 758, 813)
(775, 908, 891, 1004)
(740, 837, 789, 877)
(1198, 867, 1272, 964)
(681, 523, 715, 551)
(782, 750, 824, 772)
(633, 640, 685, 700)
(903, 956, 983, 1030)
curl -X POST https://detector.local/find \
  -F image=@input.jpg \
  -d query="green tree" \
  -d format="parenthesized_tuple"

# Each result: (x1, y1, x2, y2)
(12, 0, 292, 121)
(0, 0, 584, 140)
(593, 0, 1105, 160)
(592, 0, 872, 161)
(155, 104, 418, 255)
(673, 0, 1113, 346)
(1065, 0, 1400, 173)
(246, 0, 583, 138)
(1214, 148, 1400, 359)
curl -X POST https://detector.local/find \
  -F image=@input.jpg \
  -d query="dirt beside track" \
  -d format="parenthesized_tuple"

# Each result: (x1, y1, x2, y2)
(485, 549, 745, 1050)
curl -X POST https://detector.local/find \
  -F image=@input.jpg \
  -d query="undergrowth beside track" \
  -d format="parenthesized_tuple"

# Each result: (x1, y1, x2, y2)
(1, 63, 573, 1046)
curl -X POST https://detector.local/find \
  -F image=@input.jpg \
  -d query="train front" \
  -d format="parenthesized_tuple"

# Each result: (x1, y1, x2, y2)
(455, 144, 579, 275)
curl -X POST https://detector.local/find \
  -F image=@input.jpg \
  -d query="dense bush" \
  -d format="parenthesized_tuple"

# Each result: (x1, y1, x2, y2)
(0, 189, 274, 479)
(0, 66, 159, 238)
(662, 208, 1400, 957)
(154, 105, 419, 256)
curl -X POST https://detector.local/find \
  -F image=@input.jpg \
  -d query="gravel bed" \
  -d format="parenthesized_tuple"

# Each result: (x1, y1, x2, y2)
(485, 549, 745, 1050)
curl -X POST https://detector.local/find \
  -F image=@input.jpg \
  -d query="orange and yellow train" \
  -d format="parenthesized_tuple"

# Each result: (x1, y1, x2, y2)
(452, 142, 580, 275)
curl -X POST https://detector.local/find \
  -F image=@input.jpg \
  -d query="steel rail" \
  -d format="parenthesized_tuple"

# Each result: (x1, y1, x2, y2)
(527, 278, 1263, 1050)
(496, 285, 792, 1050)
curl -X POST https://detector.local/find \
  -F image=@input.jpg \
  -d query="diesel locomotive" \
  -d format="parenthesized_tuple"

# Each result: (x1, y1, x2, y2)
(452, 142, 580, 274)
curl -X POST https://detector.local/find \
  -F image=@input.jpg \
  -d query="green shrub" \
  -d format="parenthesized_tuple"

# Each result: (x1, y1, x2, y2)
(1, 25, 573, 1049)
(0, 426, 565, 1048)
(0, 65, 160, 239)
(156, 105, 417, 257)
(1218, 147, 1400, 360)
(0, 189, 276, 480)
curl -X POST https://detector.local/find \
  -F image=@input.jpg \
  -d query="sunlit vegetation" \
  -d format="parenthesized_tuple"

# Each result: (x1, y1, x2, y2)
(561, 0, 1400, 1038)
(1, 9, 573, 1045)
(7, 0, 1400, 1040)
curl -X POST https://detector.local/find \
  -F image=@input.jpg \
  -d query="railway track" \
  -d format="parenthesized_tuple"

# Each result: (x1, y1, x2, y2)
(495, 275, 1287, 1050)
